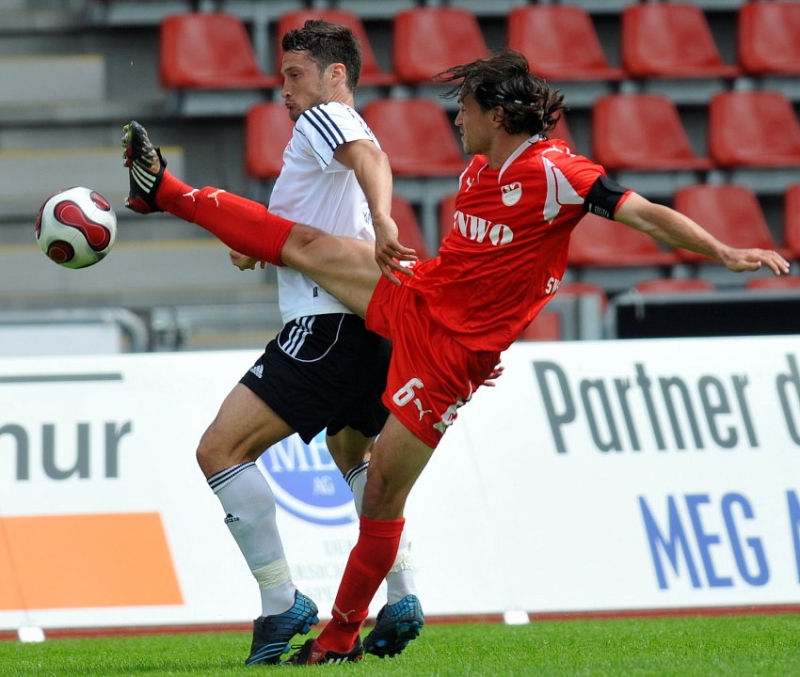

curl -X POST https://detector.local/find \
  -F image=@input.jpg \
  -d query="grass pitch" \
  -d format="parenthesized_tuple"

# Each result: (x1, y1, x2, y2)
(2, 614, 800, 677)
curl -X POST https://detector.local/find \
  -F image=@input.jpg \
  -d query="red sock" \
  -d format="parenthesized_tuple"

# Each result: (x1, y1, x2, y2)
(318, 516, 405, 653)
(157, 170, 293, 266)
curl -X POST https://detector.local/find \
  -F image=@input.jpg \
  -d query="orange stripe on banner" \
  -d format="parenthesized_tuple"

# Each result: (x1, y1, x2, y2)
(0, 512, 183, 610)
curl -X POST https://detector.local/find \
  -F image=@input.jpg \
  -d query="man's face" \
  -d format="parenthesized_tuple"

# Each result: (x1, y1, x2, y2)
(455, 93, 496, 156)
(280, 50, 332, 122)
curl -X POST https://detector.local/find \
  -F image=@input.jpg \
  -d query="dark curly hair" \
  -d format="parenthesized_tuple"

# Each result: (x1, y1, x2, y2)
(435, 48, 567, 137)
(281, 20, 362, 91)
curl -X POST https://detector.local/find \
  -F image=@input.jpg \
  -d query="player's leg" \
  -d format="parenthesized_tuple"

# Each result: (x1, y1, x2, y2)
(122, 120, 380, 319)
(197, 383, 319, 666)
(286, 416, 434, 664)
(329, 429, 424, 659)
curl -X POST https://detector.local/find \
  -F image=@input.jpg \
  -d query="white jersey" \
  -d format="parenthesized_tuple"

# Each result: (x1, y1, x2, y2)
(268, 101, 378, 323)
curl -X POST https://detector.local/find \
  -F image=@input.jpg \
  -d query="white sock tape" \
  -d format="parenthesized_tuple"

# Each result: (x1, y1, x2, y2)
(252, 558, 291, 590)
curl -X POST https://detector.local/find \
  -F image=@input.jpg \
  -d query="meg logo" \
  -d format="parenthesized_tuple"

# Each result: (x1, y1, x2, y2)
(257, 433, 357, 526)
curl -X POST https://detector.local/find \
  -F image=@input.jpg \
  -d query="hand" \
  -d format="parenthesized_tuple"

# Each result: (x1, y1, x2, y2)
(373, 216, 418, 285)
(482, 364, 505, 387)
(230, 250, 267, 271)
(720, 248, 790, 275)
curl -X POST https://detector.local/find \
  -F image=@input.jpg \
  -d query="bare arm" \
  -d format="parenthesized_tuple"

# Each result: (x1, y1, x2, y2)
(614, 192, 790, 275)
(334, 139, 416, 284)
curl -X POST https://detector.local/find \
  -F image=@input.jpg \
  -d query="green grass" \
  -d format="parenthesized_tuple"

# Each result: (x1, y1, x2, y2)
(2, 615, 800, 677)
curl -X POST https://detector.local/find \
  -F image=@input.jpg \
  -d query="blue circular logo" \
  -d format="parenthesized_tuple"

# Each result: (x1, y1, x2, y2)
(257, 432, 357, 525)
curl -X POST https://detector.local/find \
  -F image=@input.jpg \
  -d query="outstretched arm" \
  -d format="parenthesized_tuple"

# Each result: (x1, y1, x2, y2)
(614, 192, 790, 275)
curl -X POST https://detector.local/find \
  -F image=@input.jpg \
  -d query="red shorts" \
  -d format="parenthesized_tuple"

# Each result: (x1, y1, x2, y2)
(366, 275, 500, 448)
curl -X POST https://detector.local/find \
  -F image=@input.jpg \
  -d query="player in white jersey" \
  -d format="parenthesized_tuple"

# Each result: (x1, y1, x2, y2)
(196, 21, 422, 665)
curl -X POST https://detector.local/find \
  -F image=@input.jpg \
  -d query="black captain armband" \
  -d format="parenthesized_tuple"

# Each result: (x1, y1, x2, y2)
(584, 175, 629, 219)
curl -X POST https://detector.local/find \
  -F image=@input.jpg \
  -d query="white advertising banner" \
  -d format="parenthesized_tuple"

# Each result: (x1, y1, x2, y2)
(1, 336, 799, 632)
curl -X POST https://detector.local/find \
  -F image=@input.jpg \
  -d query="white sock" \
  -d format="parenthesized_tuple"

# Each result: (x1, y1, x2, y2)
(345, 461, 418, 605)
(209, 462, 296, 616)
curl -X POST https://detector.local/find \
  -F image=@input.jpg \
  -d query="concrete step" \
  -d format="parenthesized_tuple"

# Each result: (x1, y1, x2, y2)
(0, 236, 277, 309)
(0, 144, 184, 221)
(0, 54, 105, 105)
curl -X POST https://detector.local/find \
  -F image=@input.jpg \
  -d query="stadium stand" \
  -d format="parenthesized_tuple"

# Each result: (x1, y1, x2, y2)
(567, 212, 678, 292)
(556, 281, 609, 313)
(672, 182, 789, 287)
(243, 101, 294, 201)
(506, 5, 624, 83)
(438, 192, 457, 244)
(392, 194, 433, 261)
(672, 183, 787, 262)
(738, 1, 800, 76)
(591, 93, 711, 198)
(708, 90, 800, 194)
(159, 12, 278, 115)
(363, 98, 463, 252)
(519, 312, 562, 342)
(745, 275, 800, 291)
(621, 3, 740, 79)
(4, 0, 793, 347)
(782, 184, 800, 262)
(620, 2, 740, 105)
(506, 4, 624, 108)
(549, 114, 578, 154)
(362, 98, 464, 177)
(633, 278, 715, 295)
(708, 90, 800, 169)
(391, 6, 488, 86)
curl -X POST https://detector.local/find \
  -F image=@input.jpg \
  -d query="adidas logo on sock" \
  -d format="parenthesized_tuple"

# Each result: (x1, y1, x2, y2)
(224, 513, 240, 524)
(250, 365, 264, 378)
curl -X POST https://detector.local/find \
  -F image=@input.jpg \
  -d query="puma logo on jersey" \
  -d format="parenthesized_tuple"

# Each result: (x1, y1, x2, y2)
(413, 398, 433, 420)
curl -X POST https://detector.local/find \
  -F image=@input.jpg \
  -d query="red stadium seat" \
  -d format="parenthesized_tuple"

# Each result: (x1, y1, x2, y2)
(672, 184, 787, 264)
(362, 99, 464, 177)
(784, 184, 800, 260)
(549, 114, 577, 153)
(275, 10, 396, 86)
(244, 102, 294, 180)
(507, 5, 624, 82)
(392, 195, 432, 261)
(739, 2, 800, 76)
(160, 13, 279, 89)
(520, 311, 562, 342)
(708, 91, 800, 168)
(592, 94, 711, 171)
(745, 275, 800, 291)
(621, 3, 740, 79)
(438, 192, 457, 243)
(392, 7, 488, 85)
(569, 212, 678, 268)
(633, 278, 715, 294)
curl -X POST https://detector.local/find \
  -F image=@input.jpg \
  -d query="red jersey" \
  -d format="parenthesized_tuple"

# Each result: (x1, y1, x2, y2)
(406, 137, 617, 352)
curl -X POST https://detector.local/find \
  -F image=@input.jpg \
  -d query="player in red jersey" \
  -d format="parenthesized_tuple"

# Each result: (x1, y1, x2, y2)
(123, 48, 789, 664)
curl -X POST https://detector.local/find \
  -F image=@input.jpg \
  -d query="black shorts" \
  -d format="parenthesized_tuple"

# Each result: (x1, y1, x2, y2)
(239, 313, 391, 443)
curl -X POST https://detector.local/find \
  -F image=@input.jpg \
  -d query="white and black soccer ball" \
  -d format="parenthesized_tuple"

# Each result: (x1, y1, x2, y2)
(35, 186, 117, 269)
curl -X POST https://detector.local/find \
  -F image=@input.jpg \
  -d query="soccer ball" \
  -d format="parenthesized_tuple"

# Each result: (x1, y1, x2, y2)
(35, 186, 117, 269)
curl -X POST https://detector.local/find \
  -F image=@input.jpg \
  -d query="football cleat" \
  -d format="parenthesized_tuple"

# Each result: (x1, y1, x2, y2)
(283, 637, 364, 665)
(122, 120, 167, 214)
(363, 594, 424, 658)
(245, 591, 319, 666)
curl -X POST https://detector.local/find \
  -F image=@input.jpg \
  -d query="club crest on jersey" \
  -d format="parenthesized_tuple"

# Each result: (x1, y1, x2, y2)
(256, 432, 357, 526)
(501, 181, 522, 206)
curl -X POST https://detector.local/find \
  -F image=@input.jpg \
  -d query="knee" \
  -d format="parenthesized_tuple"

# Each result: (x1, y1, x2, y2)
(196, 424, 235, 478)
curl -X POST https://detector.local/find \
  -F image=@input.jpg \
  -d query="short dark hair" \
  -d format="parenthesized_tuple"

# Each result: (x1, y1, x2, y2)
(436, 48, 567, 137)
(281, 20, 363, 91)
